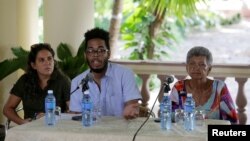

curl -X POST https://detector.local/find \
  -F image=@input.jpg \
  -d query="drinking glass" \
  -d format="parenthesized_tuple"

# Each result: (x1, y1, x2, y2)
(93, 105, 102, 124)
(174, 109, 185, 125)
(55, 106, 61, 121)
(195, 109, 205, 126)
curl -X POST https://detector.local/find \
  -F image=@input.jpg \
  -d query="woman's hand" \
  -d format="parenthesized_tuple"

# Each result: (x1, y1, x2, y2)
(22, 118, 32, 124)
(22, 112, 44, 124)
(35, 112, 45, 119)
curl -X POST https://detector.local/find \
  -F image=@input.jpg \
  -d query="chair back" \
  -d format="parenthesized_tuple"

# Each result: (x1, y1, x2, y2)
(0, 124, 6, 141)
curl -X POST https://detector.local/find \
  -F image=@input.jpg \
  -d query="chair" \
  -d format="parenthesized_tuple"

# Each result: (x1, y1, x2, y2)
(1, 107, 23, 141)
(0, 124, 5, 141)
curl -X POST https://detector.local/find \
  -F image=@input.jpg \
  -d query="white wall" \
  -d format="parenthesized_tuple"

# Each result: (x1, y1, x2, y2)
(0, 0, 18, 124)
(0, 0, 94, 124)
(43, 0, 94, 55)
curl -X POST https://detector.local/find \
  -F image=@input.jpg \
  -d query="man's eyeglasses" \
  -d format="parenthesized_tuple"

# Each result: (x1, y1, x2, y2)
(86, 48, 108, 56)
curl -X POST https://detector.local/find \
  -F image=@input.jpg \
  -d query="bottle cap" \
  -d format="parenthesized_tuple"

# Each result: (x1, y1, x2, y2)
(164, 92, 170, 96)
(187, 93, 192, 97)
(84, 90, 90, 94)
(48, 90, 53, 94)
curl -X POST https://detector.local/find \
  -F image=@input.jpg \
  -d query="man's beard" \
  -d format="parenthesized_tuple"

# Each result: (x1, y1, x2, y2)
(87, 59, 108, 73)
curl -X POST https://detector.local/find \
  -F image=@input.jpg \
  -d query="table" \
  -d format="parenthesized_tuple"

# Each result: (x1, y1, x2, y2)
(5, 114, 230, 141)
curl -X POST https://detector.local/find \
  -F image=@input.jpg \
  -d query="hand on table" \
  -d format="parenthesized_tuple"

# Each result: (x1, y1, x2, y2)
(123, 101, 139, 120)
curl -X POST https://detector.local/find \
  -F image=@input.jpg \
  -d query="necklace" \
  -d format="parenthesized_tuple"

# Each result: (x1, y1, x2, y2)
(186, 80, 213, 106)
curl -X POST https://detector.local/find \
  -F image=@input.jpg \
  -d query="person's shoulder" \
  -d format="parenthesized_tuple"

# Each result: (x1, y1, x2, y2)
(214, 79, 226, 85)
(71, 70, 90, 83)
(17, 73, 29, 81)
(13, 73, 30, 86)
(53, 69, 70, 82)
(213, 79, 229, 90)
(109, 62, 133, 72)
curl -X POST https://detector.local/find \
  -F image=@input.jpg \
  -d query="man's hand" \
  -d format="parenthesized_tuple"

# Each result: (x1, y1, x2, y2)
(123, 100, 140, 120)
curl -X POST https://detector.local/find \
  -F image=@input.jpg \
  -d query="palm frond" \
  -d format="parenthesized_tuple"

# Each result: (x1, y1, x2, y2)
(57, 57, 87, 79)
(57, 43, 73, 60)
(76, 40, 85, 57)
(0, 58, 27, 80)
(11, 47, 29, 58)
(1, 43, 87, 81)
(146, 0, 201, 19)
(57, 42, 87, 79)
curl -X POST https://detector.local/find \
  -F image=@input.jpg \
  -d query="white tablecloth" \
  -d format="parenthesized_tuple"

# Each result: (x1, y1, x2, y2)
(5, 114, 230, 141)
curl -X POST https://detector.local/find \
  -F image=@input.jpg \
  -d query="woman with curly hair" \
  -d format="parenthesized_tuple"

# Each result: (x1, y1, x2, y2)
(3, 43, 70, 125)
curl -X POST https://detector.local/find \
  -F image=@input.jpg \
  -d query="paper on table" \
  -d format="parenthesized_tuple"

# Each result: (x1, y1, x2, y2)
(60, 113, 81, 120)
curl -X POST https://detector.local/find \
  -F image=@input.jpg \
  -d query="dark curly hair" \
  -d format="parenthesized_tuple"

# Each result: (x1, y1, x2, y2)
(84, 27, 110, 51)
(27, 43, 57, 73)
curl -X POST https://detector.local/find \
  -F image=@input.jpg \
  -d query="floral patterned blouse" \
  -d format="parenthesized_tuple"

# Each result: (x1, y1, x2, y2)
(170, 79, 238, 124)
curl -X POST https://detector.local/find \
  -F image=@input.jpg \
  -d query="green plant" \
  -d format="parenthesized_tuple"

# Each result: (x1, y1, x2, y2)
(0, 47, 29, 81)
(56, 42, 88, 79)
(120, 0, 202, 60)
(0, 42, 87, 80)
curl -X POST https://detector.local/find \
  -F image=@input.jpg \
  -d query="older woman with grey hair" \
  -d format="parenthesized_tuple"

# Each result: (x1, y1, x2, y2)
(170, 46, 238, 124)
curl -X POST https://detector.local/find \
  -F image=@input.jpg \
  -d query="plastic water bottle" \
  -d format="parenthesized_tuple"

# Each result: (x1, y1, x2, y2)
(82, 90, 93, 127)
(45, 90, 56, 126)
(160, 92, 172, 130)
(184, 93, 195, 131)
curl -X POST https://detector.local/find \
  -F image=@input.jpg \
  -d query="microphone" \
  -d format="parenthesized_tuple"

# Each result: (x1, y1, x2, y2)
(70, 73, 93, 95)
(81, 73, 93, 92)
(163, 75, 174, 86)
(163, 76, 174, 93)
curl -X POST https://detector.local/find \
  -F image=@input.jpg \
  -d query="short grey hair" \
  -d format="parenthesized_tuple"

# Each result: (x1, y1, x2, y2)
(186, 46, 213, 65)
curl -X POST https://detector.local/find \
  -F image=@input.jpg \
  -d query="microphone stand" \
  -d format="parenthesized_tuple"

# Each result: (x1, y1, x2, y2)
(132, 79, 173, 141)
(70, 81, 87, 95)
(70, 86, 80, 95)
(70, 83, 88, 95)
(71, 81, 89, 121)
(71, 73, 91, 95)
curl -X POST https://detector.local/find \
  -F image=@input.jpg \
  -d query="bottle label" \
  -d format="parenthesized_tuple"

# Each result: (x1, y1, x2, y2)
(46, 102, 55, 109)
(83, 103, 92, 110)
(185, 105, 193, 113)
